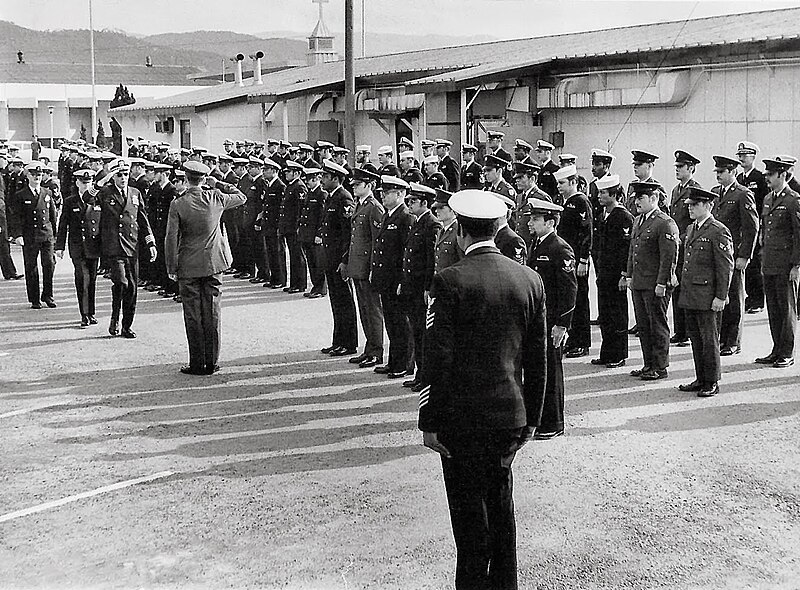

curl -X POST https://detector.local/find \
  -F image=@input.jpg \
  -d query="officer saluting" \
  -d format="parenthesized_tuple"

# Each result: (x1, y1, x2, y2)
(677, 187, 734, 397)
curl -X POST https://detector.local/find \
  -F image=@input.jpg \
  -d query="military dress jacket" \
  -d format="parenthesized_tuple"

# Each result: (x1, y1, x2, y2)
(527, 231, 577, 329)
(401, 167, 424, 185)
(297, 185, 328, 243)
(678, 218, 734, 310)
(419, 246, 547, 433)
(669, 179, 702, 238)
(402, 209, 442, 293)
(761, 185, 800, 275)
(370, 203, 414, 294)
(424, 172, 449, 192)
(320, 185, 355, 271)
(148, 181, 178, 237)
(98, 184, 155, 258)
(438, 154, 460, 192)
(434, 220, 462, 273)
(55, 192, 102, 259)
(8, 185, 57, 244)
(345, 194, 384, 280)
(537, 159, 560, 202)
(711, 182, 758, 261)
(596, 205, 634, 279)
(485, 179, 515, 200)
(495, 223, 527, 265)
(558, 192, 593, 263)
(263, 176, 286, 234)
(737, 168, 769, 212)
(460, 161, 483, 189)
(238, 174, 265, 228)
(626, 209, 679, 290)
(279, 178, 306, 236)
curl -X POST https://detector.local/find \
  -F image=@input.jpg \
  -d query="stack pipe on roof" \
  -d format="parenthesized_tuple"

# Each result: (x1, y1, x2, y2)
(251, 51, 264, 85)
(234, 53, 245, 87)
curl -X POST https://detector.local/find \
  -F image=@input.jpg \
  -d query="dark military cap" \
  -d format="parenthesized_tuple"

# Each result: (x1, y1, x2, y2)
(284, 160, 304, 172)
(183, 161, 211, 175)
(322, 159, 349, 177)
(712, 155, 739, 170)
(520, 197, 564, 216)
(192, 146, 208, 154)
(431, 188, 453, 209)
(180, 148, 191, 155)
(408, 182, 437, 203)
(243, 140, 254, 147)
(674, 150, 700, 165)
(630, 180, 662, 196)
(484, 153, 511, 169)
(632, 150, 659, 163)
(73, 169, 96, 182)
(513, 161, 540, 176)
(298, 143, 314, 152)
(461, 143, 478, 153)
(684, 186, 716, 203)
(763, 157, 793, 173)
(316, 140, 335, 150)
(279, 140, 292, 148)
(435, 138, 453, 148)
(352, 167, 380, 184)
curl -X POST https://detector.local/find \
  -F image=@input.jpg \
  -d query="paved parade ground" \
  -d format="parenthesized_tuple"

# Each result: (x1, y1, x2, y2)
(1, 247, 799, 589)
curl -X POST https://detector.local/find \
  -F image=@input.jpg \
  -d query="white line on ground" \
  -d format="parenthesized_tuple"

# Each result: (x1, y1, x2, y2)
(0, 470, 174, 524)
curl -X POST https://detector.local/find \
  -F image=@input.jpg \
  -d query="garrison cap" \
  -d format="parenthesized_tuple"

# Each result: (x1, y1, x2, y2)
(630, 180, 662, 196)
(284, 160, 304, 172)
(398, 137, 414, 150)
(595, 174, 621, 191)
(559, 153, 578, 164)
(408, 182, 437, 203)
(674, 150, 700, 165)
(712, 155, 739, 170)
(352, 167, 380, 183)
(218, 154, 234, 163)
(422, 155, 439, 166)
(449, 189, 507, 219)
(535, 139, 555, 151)
(261, 158, 281, 170)
(513, 161, 540, 176)
(303, 167, 323, 176)
(763, 157, 793, 173)
(399, 150, 416, 160)
(514, 139, 533, 151)
(322, 159, 349, 177)
(356, 144, 372, 152)
(631, 150, 659, 163)
(684, 186, 717, 203)
(521, 197, 564, 215)
(553, 164, 577, 181)
(183, 161, 210, 175)
(380, 175, 410, 191)
(73, 169, 96, 181)
(316, 140, 335, 149)
(232, 157, 249, 166)
(461, 143, 478, 153)
(435, 138, 453, 148)
(486, 130, 505, 140)
(420, 139, 437, 148)
(484, 153, 511, 169)
(736, 141, 759, 155)
(591, 148, 614, 163)
(432, 188, 453, 208)
(377, 145, 393, 156)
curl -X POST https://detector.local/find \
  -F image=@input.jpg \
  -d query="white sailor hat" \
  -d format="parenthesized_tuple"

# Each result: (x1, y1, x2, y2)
(298, 143, 314, 151)
(486, 130, 505, 140)
(153, 162, 172, 171)
(553, 164, 577, 181)
(316, 140, 335, 149)
(381, 175, 410, 190)
(521, 197, 564, 215)
(422, 155, 439, 166)
(356, 144, 372, 152)
(449, 189, 508, 219)
(377, 145, 393, 156)
(399, 150, 415, 160)
(595, 174, 621, 191)
(535, 139, 555, 151)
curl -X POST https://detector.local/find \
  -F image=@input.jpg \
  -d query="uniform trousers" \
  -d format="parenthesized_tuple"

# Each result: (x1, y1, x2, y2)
(685, 309, 722, 385)
(763, 273, 799, 358)
(324, 260, 357, 350)
(222, 210, 242, 270)
(541, 338, 565, 431)
(22, 240, 55, 304)
(282, 232, 307, 290)
(403, 290, 427, 378)
(745, 241, 764, 309)
(264, 232, 287, 286)
(0, 237, 18, 278)
(632, 288, 672, 371)
(570, 273, 591, 349)
(239, 224, 263, 277)
(720, 268, 745, 349)
(380, 291, 411, 372)
(301, 241, 326, 295)
(109, 255, 138, 330)
(178, 274, 222, 371)
(672, 251, 687, 339)
(138, 238, 154, 284)
(596, 274, 628, 362)
(152, 229, 174, 291)
(439, 428, 523, 590)
(352, 278, 384, 358)
(72, 256, 98, 317)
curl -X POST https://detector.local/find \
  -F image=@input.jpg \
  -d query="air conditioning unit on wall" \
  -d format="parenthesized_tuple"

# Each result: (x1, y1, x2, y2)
(155, 117, 174, 133)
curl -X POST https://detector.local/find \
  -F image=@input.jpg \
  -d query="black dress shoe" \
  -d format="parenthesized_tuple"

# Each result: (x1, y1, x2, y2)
(349, 353, 368, 364)
(146, 284, 160, 292)
(80, 316, 89, 328)
(329, 346, 357, 357)
(205, 364, 220, 375)
(306, 292, 325, 299)
(172, 295, 182, 303)
(11, 274, 24, 280)
(43, 298, 57, 308)
(755, 354, 778, 364)
(590, 358, 608, 365)
(269, 283, 286, 289)
(533, 427, 564, 440)
(359, 356, 381, 368)
(30, 302, 42, 309)
(108, 320, 119, 336)
(387, 370, 408, 379)
(121, 329, 137, 339)
(640, 368, 668, 381)
(678, 380, 703, 392)
(88, 316, 98, 325)
(249, 277, 265, 283)
(180, 365, 206, 375)
(402, 378, 419, 388)
(669, 334, 689, 345)
(746, 306, 763, 314)
(720, 346, 741, 356)
(566, 347, 589, 358)
(410, 382, 427, 392)
(697, 383, 720, 397)
(282, 286, 291, 292)
(774, 357, 795, 368)
(321, 345, 337, 354)
(373, 365, 392, 374)
(239, 273, 252, 279)
(629, 366, 651, 377)
(605, 359, 626, 368)
(288, 288, 304, 294)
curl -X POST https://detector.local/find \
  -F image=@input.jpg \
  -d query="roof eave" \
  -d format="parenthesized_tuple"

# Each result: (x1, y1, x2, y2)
(405, 59, 550, 94)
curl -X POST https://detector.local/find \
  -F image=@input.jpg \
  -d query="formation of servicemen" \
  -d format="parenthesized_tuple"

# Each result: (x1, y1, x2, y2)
(3, 132, 800, 432)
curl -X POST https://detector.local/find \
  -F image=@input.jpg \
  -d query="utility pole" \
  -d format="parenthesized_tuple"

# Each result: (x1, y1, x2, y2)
(344, 0, 356, 155)
(89, 0, 97, 144)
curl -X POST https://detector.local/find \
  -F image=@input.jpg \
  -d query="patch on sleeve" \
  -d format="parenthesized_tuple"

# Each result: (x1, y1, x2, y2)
(514, 246, 525, 264)
(344, 204, 355, 217)
(622, 227, 631, 237)
(425, 298, 436, 330)
(418, 385, 430, 409)
(665, 233, 676, 241)
(719, 240, 732, 252)
(562, 258, 575, 273)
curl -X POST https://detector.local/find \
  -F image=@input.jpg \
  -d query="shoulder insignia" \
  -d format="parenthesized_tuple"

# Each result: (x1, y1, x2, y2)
(514, 247, 525, 264)
(622, 227, 631, 237)
(344, 204, 355, 217)
(665, 233, 675, 241)
(579, 211, 587, 219)
(562, 258, 575, 273)
(425, 299, 436, 330)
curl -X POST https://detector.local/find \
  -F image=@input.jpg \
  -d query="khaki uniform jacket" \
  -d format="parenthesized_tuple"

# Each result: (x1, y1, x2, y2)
(761, 185, 800, 275)
(711, 182, 758, 261)
(626, 209, 679, 290)
(678, 217, 734, 310)
(434, 220, 462, 273)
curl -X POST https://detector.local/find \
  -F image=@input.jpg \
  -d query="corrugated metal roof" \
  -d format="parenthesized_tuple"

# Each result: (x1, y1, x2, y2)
(112, 7, 800, 114)
(0, 62, 209, 86)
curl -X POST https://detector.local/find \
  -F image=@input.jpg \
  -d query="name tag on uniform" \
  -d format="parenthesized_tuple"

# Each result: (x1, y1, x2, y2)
(24, 200, 32, 204)
(72, 208, 80, 212)
(387, 224, 398, 230)
(776, 206, 787, 210)
(537, 255, 550, 261)
(109, 200, 116, 206)
(93, 206, 101, 211)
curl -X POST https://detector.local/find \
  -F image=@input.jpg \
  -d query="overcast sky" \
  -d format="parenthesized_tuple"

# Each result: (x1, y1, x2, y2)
(3, 0, 800, 39)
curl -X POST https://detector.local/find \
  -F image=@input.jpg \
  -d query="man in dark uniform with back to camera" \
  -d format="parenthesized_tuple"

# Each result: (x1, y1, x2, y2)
(591, 174, 633, 368)
(460, 144, 483, 190)
(298, 167, 328, 299)
(165, 161, 246, 375)
(621, 180, 679, 380)
(340, 167, 385, 369)
(319, 160, 358, 357)
(436, 139, 460, 192)
(711, 155, 758, 356)
(533, 139, 560, 203)
(677, 186, 734, 397)
(488, 192, 528, 265)
(401, 183, 442, 392)
(431, 188, 462, 272)
(55, 169, 103, 327)
(668, 150, 702, 347)
(554, 164, 593, 358)
(755, 157, 800, 368)
(279, 160, 308, 294)
(526, 197, 577, 440)
(420, 189, 547, 590)
(7, 161, 59, 309)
